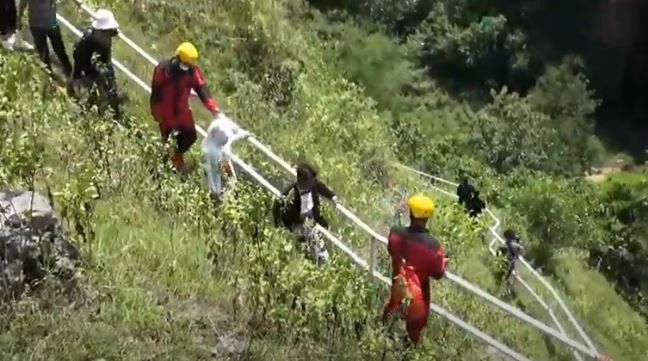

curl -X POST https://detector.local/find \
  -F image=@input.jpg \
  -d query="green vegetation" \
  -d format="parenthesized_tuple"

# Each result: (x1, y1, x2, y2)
(1, 0, 647, 360)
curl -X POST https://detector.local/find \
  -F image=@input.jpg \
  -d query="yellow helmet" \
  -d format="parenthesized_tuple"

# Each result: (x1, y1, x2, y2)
(176, 42, 198, 65)
(407, 193, 435, 219)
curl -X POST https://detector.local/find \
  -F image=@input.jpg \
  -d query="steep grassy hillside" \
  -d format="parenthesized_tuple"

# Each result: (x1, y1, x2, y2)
(1, 0, 647, 360)
(0, 51, 513, 361)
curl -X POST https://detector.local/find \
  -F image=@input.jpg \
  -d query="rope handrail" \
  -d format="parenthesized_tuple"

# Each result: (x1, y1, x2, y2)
(57, 6, 599, 359)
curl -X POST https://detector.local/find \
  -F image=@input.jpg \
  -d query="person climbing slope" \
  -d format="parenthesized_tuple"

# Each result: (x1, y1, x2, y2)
(467, 189, 486, 217)
(70, 9, 122, 120)
(272, 162, 338, 231)
(500, 229, 524, 284)
(0, 0, 18, 50)
(456, 175, 474, 209)
(150, 42, 220, 172)
(202, 113, 249, 199)
(17, 0, 78, 77)
(273, 162, 338, 264)
(383, 193, 449, 344)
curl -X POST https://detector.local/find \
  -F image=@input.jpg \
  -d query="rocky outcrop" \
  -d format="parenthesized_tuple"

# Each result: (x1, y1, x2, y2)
(0, 190, 79, 301)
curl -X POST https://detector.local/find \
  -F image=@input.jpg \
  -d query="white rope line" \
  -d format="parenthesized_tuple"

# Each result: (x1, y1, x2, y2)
(515, 274, 583, 361)
(57, 6, 599, 359)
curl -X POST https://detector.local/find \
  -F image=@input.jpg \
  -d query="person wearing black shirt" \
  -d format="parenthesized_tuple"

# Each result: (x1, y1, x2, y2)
(500, 229, 524, 283)
(70, 9, 121, 120)
(467, 190, 486, 217)
(456, 176, 475, 209)
(272, 162, 338, 231)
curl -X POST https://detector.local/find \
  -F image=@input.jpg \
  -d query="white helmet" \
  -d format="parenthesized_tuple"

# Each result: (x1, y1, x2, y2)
(92, 9, 119, 30)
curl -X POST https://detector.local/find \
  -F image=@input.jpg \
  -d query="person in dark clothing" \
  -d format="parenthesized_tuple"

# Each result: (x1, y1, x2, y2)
(499, 229, 524, 283)
(456, 176, 475, 208)
(150, 42, 220, 172)
(0, 0, 18, 50)
(17, 0, 78, 77)
(70, 9, 121, 120)
(467, 190, 485, 217)
(272, 162, 338, 232)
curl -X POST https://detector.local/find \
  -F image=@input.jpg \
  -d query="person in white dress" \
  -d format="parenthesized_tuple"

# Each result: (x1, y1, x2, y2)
(201, 113, 249, 198)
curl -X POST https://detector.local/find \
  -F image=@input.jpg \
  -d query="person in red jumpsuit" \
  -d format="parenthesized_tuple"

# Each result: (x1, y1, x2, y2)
(383, 193, 449, 344)
(150, 42, 219, 171)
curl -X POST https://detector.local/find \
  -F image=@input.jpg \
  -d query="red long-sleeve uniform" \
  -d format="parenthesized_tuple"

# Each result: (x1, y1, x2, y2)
(383, 225, 448, 343)
(150, 59, 218, 132)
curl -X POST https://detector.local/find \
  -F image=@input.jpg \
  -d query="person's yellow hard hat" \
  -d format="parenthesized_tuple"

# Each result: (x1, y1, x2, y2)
(407, 193, 435, 219)
(176, 42, 198, 65)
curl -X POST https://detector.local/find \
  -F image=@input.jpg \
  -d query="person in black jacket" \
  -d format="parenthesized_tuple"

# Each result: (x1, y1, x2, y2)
(467, 190, 486, 218)
(273, 162, 338, 231)
(456, 176, 474, 209)
(499, 229, 524, 283)
(69, 9, 121, 120)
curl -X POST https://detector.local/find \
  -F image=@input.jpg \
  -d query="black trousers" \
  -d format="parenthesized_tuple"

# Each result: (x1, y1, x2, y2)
(0, 0, 17, 36)
(160, 125, 197, 154)
(88, 77, 122, 120)
(504, 258, 517, 281)
(272, 202, 329, 231)
(30, 25, 73, 76)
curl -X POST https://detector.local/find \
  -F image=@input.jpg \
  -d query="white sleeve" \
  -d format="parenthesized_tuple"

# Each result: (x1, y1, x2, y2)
(203, 121, 218, 152)
(222, 126, 248, 155)
(229, 128, 249, 143)
(205, 153, 219, 193)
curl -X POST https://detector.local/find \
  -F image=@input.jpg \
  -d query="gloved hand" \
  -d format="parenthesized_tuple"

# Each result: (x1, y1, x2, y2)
(442, 256, 450, 270)
(332, 196, 339, 204)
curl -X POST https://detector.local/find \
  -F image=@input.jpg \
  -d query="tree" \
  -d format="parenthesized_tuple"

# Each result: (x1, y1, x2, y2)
(528, 56, 604, 171)
(469, 87, 563, 174)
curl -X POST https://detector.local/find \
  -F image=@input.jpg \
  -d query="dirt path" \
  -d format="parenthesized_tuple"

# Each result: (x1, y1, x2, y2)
(585, 166, 623, 183)
(584, 154, 639, 183)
